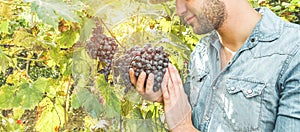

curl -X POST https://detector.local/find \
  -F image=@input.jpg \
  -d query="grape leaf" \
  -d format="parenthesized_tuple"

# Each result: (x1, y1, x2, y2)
(83, 93, 104, 118)
(29, 0, 80, 28)
(56, 29, 79, 48)
(0, 19, 9, 34)
(97, 75, 121, 118)
(123, 118, 153, 132)
(17, 83, 42, 109)
(72, 88, 104, 118)
(35, 102, 64, 132)
(79, 18, 95, 42)
(0, 3, 13, 19)
(13, 29, 37, 47)
(0, 85, 16, 109)
(0, 49, 10, 73)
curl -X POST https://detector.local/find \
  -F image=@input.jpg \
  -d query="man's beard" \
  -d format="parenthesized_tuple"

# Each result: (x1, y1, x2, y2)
(180, 0, 226, 35)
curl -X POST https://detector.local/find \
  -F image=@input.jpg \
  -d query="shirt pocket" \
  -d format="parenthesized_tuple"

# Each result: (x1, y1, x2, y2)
(223, 77, 267, 131)
(189, 70, 209, 107)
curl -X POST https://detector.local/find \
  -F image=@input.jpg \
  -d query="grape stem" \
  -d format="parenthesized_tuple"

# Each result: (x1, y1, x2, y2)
(99, 18, 125, 49)
(64, 76, 72, 128)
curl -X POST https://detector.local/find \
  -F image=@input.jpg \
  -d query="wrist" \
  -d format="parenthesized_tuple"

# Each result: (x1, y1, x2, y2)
(170, 112, 198, 132)
(171, 123, 198, 132)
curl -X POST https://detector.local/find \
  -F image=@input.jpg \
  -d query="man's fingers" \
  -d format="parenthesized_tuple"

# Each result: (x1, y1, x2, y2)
(129, 68, 137, 86)
(145, 73, 154, 94)
(161, 69, 170, 102)
(168, 77, 175, 98)
(136, 72, 147, 94)
(168, 64, 184, 94)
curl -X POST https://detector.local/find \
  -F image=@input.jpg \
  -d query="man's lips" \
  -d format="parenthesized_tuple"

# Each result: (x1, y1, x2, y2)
(186, 15, 196, 24)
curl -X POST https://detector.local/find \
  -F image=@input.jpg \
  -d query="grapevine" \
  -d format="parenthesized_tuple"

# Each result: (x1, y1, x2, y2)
(114, 44, 170, 92)
(86, 19, 118, 82)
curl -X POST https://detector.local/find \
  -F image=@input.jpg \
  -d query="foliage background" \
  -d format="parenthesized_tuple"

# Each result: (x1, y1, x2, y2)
(0, 0, 299, 131)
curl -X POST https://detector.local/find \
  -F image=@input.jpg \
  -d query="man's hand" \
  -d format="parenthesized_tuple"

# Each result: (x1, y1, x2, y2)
(129, 68, 163, 102)
(161, 64, 198, 131)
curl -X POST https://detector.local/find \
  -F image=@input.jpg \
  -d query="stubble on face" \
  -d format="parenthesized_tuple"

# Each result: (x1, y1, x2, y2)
(180, 0, 227, 35)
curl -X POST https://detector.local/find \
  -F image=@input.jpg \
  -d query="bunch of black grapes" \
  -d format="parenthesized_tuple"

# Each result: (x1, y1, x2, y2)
(113, 49, 137, 93)
(0, 67, 13, 87)
(114, 44, 170, 93)
(17, 50, 28, 70)
(86, 20, 118, 82)
(0, 72, 5, 87)
(28, 64, 60, 81)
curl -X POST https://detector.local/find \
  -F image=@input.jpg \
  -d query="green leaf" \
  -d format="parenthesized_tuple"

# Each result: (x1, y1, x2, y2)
(0, 49, 10, 73)
(145, 111, 153, 119)
(61, 60, 73, 76)
(79, 18, 95, 42)
(73, 88, 104, 118)
(33, 78, 52, 90)
(31, 1, 58, 28)
(57, 29, 79, 48)
(30, 0, 80, 28)
(18, 84, 42, 109)
(83, 93, 104, 118)
(97, 75, 121, 118)
(0, 85, 17, 109)
(71, 94, 81, 109)
(121, 100, 132, 116)
(123, 118, 153, 132)
(0, 19, 9, 34)
(71, 49, 97, 88)
(13, 29, 37, 47)
(35, 99, 64, 132)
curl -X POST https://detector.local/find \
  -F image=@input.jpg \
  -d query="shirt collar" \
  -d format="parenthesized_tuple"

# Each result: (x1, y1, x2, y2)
(209, 7, 283, 50)
(250, 7, 282, 42)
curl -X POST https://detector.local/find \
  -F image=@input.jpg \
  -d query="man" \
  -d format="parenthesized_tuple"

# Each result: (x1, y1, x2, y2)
(130, 0, 300, 131)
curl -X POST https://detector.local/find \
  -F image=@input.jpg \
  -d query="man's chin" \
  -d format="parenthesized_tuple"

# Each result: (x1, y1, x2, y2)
(193, 27, 213, 35)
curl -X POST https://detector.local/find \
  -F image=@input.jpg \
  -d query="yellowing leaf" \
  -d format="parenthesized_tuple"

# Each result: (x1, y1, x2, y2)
(0, 49, 10, 73)
(0, 3, 13, 19)
(0, 19, 9, 34)
(56, 30, 79, 48)
(13, 29, 36, 47)
(35, 101, 64, 132)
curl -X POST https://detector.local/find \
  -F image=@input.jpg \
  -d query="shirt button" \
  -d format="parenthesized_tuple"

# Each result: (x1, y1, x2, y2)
(230, 87, 236, 91)
(204, 115, 209, 121)
(212, 86, 217, 90)
(250, 38, 255, 42)
(247, 89, 253, 94)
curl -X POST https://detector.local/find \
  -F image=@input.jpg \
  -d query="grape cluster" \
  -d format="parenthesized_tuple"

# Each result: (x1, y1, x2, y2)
(28, 66, 56, 81)
(66, 107, 89, 131)
(86, 20, 118, 82)
(0, 72, 6, 87)
(0, 67, 14, 87)
(129, 44, 170, 92)
(20, 107, 37, 131)
(17, 50, 28, 70)
(114, 53, 134, 93)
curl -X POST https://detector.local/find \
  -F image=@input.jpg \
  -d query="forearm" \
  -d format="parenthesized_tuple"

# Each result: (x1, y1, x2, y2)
(171, 124, 199, 132)
(170, 112, 199, 132)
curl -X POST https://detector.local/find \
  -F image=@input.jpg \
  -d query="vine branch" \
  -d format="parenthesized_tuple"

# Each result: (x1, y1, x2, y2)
(99, 18, 125, 49)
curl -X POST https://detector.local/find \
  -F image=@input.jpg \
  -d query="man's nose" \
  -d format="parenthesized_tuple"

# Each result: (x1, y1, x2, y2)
(176, 0, 187, 16)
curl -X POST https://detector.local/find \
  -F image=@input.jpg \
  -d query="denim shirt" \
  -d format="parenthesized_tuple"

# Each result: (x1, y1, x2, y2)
(184, 7, 300, 132)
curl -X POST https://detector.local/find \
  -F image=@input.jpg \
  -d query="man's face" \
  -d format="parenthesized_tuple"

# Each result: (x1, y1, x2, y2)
(176, 0, 227, 34)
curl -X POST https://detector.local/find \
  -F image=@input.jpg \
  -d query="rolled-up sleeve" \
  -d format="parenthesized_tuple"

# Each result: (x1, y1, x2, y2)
(275, 46, 300, 131)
